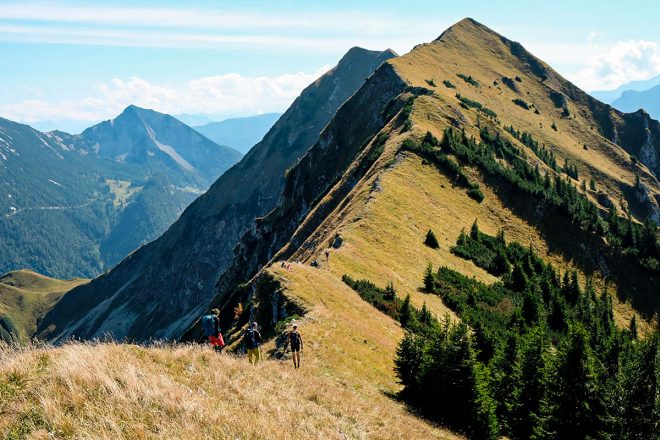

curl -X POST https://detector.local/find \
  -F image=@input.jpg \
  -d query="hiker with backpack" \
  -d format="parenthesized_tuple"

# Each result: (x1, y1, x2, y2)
(201, 309, 225, 352)
(286, 323, 304, 369)
(244, 322, 262, 364)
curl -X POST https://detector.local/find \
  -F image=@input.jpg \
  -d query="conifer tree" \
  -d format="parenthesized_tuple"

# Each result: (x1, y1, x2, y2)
(423, 262, 435, 291)
(508, 326, 550, 440)
(490, 333, 520, 432)
(419, 302, 433, 326)
(470, 363, 501, 440)
(400, 294, 413, 328)
(509, 263, 528, 292)
(395, 331, 424, 392)
(617, 334, 659, 439)
(629, 314, 638, 340)
(471, 219, 480, 240)
(543, 324, 606, 439)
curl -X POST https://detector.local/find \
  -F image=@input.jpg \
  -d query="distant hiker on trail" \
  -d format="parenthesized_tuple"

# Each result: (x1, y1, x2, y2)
(244, 322, 262, 364)
(201, 309, 225, 352)
(286, 324, 304, 369)
(325, 249, 330, 262)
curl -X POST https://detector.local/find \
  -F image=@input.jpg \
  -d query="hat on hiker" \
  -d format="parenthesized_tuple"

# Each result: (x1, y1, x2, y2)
(293, 323, 298, 329)
(211, 308, 220, 315)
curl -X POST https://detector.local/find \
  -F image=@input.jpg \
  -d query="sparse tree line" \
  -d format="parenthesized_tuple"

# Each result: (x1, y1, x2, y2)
(344, 225, 658, 439)
(404, 128, 658, 272)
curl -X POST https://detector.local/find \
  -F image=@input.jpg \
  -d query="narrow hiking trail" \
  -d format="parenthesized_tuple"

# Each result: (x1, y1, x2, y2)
(4, 199, 97, 218)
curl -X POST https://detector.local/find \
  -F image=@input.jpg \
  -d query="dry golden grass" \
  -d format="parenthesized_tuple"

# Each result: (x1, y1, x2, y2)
(0, 341, 458, 439)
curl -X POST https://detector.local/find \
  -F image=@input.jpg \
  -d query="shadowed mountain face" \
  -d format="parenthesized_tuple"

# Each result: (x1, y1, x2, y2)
(0, 107, 241, 279)
(193, 113, 282, 154)
(39, 47, 397, 342)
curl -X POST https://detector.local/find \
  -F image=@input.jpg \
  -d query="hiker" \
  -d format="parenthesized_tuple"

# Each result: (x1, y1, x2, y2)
(325, 249, 330, 262)
(287, 323, 304, 369)
(244, 322, 262, 364)
(201, 309, 225, 352)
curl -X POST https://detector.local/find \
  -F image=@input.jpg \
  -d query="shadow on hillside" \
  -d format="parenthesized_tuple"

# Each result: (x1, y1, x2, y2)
(381, 389, 459, 435)
(484, 174, 658, 320)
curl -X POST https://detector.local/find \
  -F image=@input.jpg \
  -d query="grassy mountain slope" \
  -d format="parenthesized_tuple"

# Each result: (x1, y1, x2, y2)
(0, 270, 87, 342)
(0, 342, 457, 439)
(38, 47, 397, 342)
(391, 19, 659, 214)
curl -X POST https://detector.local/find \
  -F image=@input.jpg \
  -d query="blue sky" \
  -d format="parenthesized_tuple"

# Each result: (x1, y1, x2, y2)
(1, 0, 659, 132)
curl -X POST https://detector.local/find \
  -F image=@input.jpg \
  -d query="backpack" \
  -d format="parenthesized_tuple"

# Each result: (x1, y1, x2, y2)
(201, 315, 217, 337)
(244, 328, 258, 349)
(290, 331, 301, 346)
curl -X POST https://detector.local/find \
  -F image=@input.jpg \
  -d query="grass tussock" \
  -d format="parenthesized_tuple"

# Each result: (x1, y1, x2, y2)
(0, 341, 457, 439)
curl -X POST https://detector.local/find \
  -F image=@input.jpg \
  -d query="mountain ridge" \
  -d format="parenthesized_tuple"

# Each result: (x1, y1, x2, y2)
(38, 46, 397, 342)
(40, 19, 660, 344)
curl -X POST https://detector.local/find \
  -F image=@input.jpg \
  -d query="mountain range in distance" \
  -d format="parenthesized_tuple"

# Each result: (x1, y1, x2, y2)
(192, 113, 282, 154)
(610, 84, 660, 120)
(592, 73, 660, 120)
(0, 105, 242, 279)
(591, 73, 660, 103)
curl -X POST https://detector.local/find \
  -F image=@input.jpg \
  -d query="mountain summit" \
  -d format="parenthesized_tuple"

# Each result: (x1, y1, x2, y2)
(79, 105, 241, 183)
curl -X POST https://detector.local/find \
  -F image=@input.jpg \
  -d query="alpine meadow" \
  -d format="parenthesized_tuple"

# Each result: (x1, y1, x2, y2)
(0, 3, 658, 439)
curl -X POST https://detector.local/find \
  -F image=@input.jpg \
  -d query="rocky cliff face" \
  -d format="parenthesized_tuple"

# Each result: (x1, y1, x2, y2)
(38, 47, 396, 342)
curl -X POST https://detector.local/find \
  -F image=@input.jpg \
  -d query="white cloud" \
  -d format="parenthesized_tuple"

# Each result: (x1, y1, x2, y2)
(569, 40, 660, 91)
(0, 68, 329, 127)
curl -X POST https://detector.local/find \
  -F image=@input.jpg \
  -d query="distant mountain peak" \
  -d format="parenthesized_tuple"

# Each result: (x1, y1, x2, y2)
(335, 46, 398, 71)
(435, 17, 490, 41)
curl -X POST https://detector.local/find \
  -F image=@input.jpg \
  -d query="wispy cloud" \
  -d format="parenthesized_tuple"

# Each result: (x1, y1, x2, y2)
(0, 68, 330, 127)
(0, 2, 443, 53)
(570, 40, 660, 90)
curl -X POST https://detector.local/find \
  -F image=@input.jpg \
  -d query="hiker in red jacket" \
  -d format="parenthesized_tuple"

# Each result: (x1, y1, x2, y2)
(202, 309, 225, 352)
